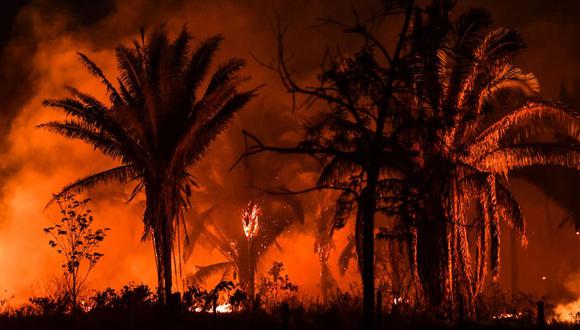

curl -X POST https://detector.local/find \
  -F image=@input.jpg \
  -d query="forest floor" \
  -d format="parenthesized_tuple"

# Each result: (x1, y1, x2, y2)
(0, 310, 576, 330)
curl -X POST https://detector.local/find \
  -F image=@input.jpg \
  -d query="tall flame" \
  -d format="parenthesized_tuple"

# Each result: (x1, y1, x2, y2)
(242, 201, 261, 240)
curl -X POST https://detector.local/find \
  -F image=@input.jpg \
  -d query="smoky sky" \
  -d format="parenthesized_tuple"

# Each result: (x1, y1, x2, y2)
(0, 0, 580, 305)
(1, 0, 579, 141)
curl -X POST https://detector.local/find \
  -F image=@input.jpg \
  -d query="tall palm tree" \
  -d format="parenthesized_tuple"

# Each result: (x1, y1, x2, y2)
(38, 25, 257, 303)
(397, 3, 580, 318)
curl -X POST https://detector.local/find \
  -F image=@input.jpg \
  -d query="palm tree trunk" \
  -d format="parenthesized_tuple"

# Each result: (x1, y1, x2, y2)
(153, 229, 165, 303)
(147, 185, 174, 305)
(510, 229, 519, 293)
(162, 218, 173, 304)
(416, 200, 449, 314)
(356, 166, 379, 329)
(249, 241, 255, 308)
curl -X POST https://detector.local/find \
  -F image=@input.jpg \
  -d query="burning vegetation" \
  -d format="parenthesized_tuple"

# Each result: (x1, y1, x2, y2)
(0, 0, 579, 329)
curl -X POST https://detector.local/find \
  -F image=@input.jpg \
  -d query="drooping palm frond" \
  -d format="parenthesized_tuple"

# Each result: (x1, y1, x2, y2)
(466, 100, 580, 158)
(396, 5, 580, 319)
(188, 262, 235, 287)
(53, 165, 137, 200)
(477, 144, 580, 175)
(338, 235, 356, 276)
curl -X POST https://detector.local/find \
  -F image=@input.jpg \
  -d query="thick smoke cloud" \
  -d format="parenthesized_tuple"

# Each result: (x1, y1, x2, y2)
(0, 0, 578, 306)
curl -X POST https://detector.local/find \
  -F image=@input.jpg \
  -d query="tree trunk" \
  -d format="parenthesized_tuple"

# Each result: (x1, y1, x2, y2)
(147, 185, 175, 305)
(162, 218, 173, 304)
(249, 241, 255, 307)
(416, 201, 449, 315)
(510, 229, 519, 293)
(153, 229, 165, 303)
(356, 166, 379, 329)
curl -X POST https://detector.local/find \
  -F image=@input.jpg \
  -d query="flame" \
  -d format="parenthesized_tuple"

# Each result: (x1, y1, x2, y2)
(242, 201, 261, 240)
(555, 299, 580, 323)
(192, 303, 232, 313)
(215, 303, 232, 313)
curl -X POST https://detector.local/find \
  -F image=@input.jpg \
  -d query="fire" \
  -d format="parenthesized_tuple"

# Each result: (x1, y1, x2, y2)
(242, 201, 261, 240)
(215, 303, 232, 313)
(555, 299, 580, 323)
(492, 312, 524, 320)
(192, 303, 232, 313)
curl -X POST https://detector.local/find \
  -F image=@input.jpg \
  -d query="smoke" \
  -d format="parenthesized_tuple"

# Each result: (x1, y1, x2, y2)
(0, 0, 579, 307)
(0, 0, 373, 304)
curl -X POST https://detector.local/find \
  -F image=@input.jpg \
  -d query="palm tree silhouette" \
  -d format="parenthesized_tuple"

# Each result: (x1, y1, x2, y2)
(183, 106, 305, 306)
(310, 192, 339, 304)
(187, 199, 299, 307)
(39, 25, 257, 303)
(400, 3, 580, 318)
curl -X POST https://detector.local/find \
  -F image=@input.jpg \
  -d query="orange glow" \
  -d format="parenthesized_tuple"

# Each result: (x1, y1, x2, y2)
(0, 0, 579, 316)
(555, 299, 580, 323)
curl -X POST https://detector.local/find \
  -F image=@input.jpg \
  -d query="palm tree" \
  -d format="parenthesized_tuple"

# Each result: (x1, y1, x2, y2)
(397, 3, 580, 318)
(182, 106, 305, 305)
(187, 199, 300, 307)
(38, 25, 257, 303)
(311, 193, 339, 304)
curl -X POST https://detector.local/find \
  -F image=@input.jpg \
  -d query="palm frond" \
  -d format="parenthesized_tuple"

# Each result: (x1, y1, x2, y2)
(184, 35, 223, 99)
(495, 182, 526, 244)
(477, 144, 580, 175)
(170, 25, 192, 75)
(53, 165, 137, 200)
(115, 46, 144, 107)
(188, 262, 235, 286)
(317, 157, 361, 186)
(37, 120, 126, 161)
(205, 58, 247, 96)
(338, 235, 356, 276)
(473, 27, 524, 62)
(173, 89, 257, 169)
(77, 52, 123, 105)
(334, 190, 356, 229)
(466, 100, 580, 159)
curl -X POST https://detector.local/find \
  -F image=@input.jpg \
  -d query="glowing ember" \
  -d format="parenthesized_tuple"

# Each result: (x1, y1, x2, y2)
(80, 300, 94, 313)
(492, 312, 524, 320)
(242, 201, 261, 239)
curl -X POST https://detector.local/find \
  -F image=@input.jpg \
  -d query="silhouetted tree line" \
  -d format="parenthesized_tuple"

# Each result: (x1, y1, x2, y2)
(37, 0, 580, 327)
